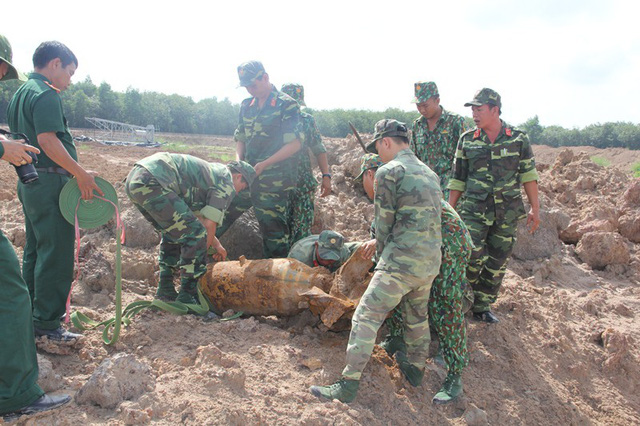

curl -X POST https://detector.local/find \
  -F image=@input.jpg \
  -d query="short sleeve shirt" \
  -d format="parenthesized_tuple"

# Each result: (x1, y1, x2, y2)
(234, 86, 303, 177)
(7, 73, 77, 168)
(410, 107, 468, 192)
(448, 121, 539, 222)
(136, 153, 235, 224)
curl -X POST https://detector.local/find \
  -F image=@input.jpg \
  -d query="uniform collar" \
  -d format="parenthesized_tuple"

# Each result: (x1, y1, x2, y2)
(472, 120, 511, 140)
(249, 84, 278, 108)
(29, 72, 61, 92)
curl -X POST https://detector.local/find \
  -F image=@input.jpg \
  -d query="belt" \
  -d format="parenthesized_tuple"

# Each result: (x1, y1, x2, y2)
(35, 167, 73, 177)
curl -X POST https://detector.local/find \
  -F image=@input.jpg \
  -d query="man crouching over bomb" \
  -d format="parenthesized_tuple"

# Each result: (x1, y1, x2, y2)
(125, 153, 255, 304)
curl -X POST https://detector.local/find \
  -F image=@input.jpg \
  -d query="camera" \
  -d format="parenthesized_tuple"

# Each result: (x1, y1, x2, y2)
(0, 129, 39, 184)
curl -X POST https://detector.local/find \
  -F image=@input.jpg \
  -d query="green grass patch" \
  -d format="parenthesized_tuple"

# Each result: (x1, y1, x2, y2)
(590, 156, 611, 167)
(160, 141, 191, 152)
(631, 161, 640, 178)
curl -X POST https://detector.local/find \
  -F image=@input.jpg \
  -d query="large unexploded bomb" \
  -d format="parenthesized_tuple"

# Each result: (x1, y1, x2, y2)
(199, 246, 374, 330)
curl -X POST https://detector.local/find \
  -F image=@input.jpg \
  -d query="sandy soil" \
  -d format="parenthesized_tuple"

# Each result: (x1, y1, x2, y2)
(1, 133, 639, 425)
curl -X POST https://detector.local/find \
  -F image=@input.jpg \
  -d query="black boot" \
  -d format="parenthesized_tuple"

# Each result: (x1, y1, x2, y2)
(2, 393, 71, 421)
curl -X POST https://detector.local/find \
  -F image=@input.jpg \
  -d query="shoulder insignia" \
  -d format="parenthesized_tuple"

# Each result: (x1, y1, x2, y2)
(473, 129, 481, 139)
(43, 81, 61, 93)
(505, 128, 512, 137)
(271, 98, 276, 107)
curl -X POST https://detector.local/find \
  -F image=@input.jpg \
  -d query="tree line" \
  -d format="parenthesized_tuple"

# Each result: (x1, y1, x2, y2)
(1, 77, 639, 150)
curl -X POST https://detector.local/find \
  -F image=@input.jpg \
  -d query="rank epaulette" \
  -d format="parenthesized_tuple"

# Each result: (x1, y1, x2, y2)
(43, 81, 61, 93)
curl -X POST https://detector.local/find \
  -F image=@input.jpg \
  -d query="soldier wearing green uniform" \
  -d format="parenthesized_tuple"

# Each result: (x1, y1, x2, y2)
(7, 41, 102, 343)
(281, 83, 331, 245)
(287, 230, 360, 272)
(125, 153, 255, 304)
(216, 61, 303, 258)
(448, 88, 540, 323)
(357, 153, 473, 404)
(310, 120, 442, 403)
(410, 81, 468, 201)
(1, 34, 71, 421)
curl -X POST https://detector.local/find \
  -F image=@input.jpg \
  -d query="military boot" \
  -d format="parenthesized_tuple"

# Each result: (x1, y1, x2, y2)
(379, 335, 407, 357)
(176, 285, 198, 305)
(395, 351, 424, 387)
(155, 280, 178, 302)
(310, 378, 360, 403)
(432, 373, 463, 404)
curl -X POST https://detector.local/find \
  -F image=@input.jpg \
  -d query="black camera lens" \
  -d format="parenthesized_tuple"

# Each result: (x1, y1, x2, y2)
(15, 151, 39, 184)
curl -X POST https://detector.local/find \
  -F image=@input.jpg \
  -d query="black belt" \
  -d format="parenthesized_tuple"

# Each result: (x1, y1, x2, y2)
(35, 167, 73, 177)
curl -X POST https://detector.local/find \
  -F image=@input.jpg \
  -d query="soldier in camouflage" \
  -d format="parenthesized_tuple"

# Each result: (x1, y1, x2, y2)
(410, 81, 468, 200)
(287, 230, 360, 272)
(448, 88, 540, 323)
(358, 153, 473, 404)
(310, 119, 442, 403)
(215, 61, 304, 259)
(281, 83, 332, 245)
(125, 153, 255, 304)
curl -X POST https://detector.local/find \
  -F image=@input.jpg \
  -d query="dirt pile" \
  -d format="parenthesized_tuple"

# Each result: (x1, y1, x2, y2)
(0, 137, 638, 425)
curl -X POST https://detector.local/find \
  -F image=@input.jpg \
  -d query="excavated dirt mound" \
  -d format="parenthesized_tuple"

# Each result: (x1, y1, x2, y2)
(1, 134, 639, 425)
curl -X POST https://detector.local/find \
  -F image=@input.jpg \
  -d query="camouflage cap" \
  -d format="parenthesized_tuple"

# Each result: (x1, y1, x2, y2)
(281, 83, 305, 107)
(237, 61, 266, 87)
(411, 81, 439, 104)
(317, 230, 345, 261)
(464, 88, 501, 109)
(365, 119, 409, 153)
(0, 35, 26, 82)
(355, 153, 384, 182)
(227, 160, 257, 187)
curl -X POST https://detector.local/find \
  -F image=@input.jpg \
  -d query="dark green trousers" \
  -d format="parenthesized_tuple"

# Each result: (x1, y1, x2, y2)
(0, 230, 44, 415)
(17, 173, 75, 330)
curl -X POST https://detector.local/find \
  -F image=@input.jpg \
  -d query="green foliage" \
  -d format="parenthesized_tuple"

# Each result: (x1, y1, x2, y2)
(522, 116, 640, 150)
(590, 156, 611, 167)
(631, 162, 640, 177)
(2, 75, 640, 152)
(313, 108, 419, 138)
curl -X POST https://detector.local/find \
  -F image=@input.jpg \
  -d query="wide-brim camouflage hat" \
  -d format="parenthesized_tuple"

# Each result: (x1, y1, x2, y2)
(0, 35, 27, 82)
(281, 83, 306, 107)
(464, 88, 501, 109)
(317, 230, 344, 261)
(237, 60, 265, 87)
(411, 81, 439, 104)
(365, 119, 409, 153)
(227, 160, 256, 187)
(355, 153, 384, 182)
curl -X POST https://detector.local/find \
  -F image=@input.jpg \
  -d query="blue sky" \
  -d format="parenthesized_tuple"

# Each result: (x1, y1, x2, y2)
(2, 0, 637, 128)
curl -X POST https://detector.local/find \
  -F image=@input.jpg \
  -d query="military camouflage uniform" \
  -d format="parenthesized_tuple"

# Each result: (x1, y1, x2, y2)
(288, 233, 360, 272)
(411, 110, 468, 200)
(382, 199, 473, 374)
(288, 111, 326, 245)
(342, 148, 442, 380)
(125, 153, 236, 294)
(410, 81, 468, 200)
(216, 85, 303, 258)
(448, 122, 538, 313)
